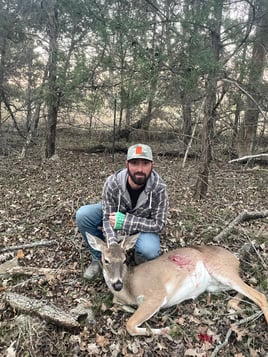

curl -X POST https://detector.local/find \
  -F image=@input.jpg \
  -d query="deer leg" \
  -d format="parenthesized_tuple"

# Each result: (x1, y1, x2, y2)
(113, 295, 125, 305)
(227, 293, 244, 311)
(216, 273, 268, 323)
(126, 297, 170, 336)
(235, 282, 268, 323)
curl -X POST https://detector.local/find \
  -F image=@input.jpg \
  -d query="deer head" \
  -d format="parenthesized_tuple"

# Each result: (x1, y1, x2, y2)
(86, 233, 138, 292)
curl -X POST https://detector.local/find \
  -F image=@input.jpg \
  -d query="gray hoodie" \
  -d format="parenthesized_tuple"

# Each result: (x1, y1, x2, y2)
(102, 168, 168, 245)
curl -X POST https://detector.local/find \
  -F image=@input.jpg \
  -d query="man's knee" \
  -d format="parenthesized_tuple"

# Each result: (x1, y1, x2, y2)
(76, 203, 102, 225)
(76, 205, 85, 224)
(76, 203, 104, 242)
(135, 233, 160, 260)
(76, 205, 91, 231)
(144, 248, 160, 260)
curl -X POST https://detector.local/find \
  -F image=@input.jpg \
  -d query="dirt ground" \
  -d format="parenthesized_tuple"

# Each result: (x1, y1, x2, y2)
(0, 132, 268, 356)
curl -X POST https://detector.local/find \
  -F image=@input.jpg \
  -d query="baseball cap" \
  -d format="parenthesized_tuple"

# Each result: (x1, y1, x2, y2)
(127, 144, 153, 161)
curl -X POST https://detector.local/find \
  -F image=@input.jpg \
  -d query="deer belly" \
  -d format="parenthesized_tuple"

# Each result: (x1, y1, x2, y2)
(164, 261, 212, 308)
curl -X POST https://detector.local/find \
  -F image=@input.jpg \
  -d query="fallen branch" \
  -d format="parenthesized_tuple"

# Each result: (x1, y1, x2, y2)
(210, 311, 263, 357)
(0, 240, 58, 253)
(214, 209, 268, 242)
(3, 292, 80, 329)
(0, 257, 19, 274)
(228, 153, 268, 164)
(0, 263, 78, 279)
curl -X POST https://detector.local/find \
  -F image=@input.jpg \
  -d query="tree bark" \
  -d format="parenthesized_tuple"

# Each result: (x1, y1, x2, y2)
(4, 292, 80, 328)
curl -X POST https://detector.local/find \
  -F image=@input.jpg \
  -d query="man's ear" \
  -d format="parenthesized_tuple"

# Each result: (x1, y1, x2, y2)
(85, 232, 106, 252)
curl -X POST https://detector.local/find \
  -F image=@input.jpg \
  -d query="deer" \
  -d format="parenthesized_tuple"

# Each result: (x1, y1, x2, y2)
(85, 232, 268, 336)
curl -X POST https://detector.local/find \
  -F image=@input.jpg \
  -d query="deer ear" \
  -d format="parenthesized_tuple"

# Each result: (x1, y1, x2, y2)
(122, 233, 140, 251)
(85, 232, 106, 252)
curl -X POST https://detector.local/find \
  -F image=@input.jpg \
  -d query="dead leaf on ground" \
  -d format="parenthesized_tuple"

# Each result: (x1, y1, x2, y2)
(95, 333, 108, 348)
(231, 323, 248, 341)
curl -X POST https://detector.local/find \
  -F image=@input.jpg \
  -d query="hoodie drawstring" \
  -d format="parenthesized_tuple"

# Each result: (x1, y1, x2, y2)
(117, 192, 121, 212)
(149, 192, 152, 209)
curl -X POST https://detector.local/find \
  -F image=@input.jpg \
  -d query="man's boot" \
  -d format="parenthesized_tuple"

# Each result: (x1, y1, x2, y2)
(83, 260, 101, 280)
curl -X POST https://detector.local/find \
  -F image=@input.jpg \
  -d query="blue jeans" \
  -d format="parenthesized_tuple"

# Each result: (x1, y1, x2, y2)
(75, 203, 161, 261)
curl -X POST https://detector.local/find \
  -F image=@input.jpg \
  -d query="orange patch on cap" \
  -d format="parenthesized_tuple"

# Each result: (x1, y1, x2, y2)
(135, 146, 143, 154)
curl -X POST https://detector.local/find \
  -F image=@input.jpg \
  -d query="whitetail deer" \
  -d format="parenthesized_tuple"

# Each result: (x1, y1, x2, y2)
(86, 233, 268, 336)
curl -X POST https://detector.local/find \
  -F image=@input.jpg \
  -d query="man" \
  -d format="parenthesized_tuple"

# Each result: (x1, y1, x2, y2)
(76, 143, 168, 279)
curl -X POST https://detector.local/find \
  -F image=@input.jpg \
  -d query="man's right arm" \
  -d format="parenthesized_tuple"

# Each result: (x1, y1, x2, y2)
(102, 179, 118, 245)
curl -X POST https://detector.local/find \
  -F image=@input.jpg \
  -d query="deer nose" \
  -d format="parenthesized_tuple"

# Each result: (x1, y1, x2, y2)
(113, 280, 123, 291)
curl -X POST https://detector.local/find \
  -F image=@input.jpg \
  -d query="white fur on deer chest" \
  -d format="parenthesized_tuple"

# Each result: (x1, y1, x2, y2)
(164, 260, 212, 307)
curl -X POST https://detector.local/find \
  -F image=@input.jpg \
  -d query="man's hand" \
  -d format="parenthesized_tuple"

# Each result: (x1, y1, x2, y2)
(109, 212, 116, 227)
(109, 212, 126, 230)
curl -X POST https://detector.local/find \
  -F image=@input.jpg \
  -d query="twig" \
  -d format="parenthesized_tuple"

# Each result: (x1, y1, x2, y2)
(0, 240, 58, 253)
(222, 78, 267, 122)
(182, 99, 205, 168)
(244, 231, 267, 268)
(210, 311, 263, 357)
(214, 209, 268, 242)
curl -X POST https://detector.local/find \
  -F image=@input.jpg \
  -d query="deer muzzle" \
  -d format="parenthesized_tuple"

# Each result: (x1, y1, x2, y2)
(113, 280, 123, 291)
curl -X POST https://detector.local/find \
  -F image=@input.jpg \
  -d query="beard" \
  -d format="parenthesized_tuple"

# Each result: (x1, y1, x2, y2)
(128, 170, 151, 186)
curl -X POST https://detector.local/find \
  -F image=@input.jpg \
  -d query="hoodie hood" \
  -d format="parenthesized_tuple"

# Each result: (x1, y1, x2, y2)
(114, 168, 160, 211)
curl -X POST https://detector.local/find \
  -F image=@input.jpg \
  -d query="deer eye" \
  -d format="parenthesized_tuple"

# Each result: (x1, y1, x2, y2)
(104, 258, 110, 264)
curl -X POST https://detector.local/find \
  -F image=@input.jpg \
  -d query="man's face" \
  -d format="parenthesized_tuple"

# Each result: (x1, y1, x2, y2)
(126, 159, 153, 186)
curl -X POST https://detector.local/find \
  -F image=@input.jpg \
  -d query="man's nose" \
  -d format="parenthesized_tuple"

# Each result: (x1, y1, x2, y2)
(135, 163, 145, 171)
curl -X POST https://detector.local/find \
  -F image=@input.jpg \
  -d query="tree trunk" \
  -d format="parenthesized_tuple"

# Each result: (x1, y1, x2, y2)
(45, 0, 59, 158)
(142, 99, 153, 131)
(194, 80, 216, 199)
(181, 94, 192, 151)
(0, 37, 6, 132)
(230, 43, 247, 158)
(237, 0, 268, 157)
(0, 37, 6, 153)
(230, 98, 241, 158)
(194, 0, 223, 199)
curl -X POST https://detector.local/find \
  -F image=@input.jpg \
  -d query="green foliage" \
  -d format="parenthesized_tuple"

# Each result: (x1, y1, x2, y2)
(0, 0, 265, 158)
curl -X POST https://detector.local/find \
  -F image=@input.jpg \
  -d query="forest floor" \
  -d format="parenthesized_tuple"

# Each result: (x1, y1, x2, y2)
(0, 130, 268, 357)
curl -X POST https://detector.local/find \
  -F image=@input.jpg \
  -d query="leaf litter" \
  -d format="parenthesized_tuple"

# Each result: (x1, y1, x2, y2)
(0, 138, 267, 356)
